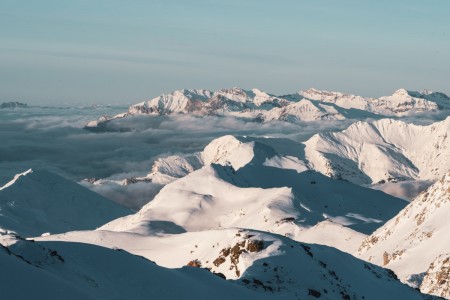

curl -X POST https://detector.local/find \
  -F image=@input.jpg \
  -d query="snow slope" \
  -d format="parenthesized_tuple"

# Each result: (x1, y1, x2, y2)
(36, 228, 428, 299)
(357, 172, 450, 296)
(0, 169, 131, 236)
(304, 117, 450, 185)
(100, 136, 406, 251)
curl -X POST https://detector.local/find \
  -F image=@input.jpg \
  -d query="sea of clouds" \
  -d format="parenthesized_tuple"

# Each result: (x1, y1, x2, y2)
(1, 105, 448, 209)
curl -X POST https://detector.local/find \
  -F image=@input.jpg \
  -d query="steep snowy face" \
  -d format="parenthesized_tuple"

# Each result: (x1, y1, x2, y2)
(101, 135, 406, 239)
(37, 228, 426, 300)
(357, 172, 450, 288)
(0, 169, 131, 236)
(304, 117, 450, 185)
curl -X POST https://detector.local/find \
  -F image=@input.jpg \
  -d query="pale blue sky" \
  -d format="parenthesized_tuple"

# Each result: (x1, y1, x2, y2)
(1, 0, 449, 105)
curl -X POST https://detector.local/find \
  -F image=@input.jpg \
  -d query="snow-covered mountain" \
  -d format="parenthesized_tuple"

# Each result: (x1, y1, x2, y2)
(3, 97, 449, 299)
(304, 117, 450, 185)
(85, 117, 449, 208)
(0, 169, 131, 236)
(85, 87, 450, 128)
(99, 135, 406, 250)
(36, 228, 428, 299)
(357, 172, 450, 297)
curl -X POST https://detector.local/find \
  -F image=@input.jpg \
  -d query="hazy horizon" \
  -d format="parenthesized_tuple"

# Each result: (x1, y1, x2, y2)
(1, 0, 450, 105)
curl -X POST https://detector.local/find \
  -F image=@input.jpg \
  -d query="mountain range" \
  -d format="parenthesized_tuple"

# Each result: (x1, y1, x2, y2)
(85, 87, 450, 128)
(2, 87, 450, 299)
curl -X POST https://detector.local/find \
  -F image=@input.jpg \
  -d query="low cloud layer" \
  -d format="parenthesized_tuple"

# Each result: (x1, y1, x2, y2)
(1, 106, 447, 208)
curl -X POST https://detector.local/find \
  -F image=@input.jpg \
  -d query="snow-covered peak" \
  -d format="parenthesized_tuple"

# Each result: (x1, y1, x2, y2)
(392, 88, 410, 96)
(202, 135, 254, 170)
(304, 117, 450, 184)
(202, 135, 275, 170)
(101, 134, 407, 238)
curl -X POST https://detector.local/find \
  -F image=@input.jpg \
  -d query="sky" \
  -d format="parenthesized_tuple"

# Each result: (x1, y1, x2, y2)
(0, 0, 449, 105)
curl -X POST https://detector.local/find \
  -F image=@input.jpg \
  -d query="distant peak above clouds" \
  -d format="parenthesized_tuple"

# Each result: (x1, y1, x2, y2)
(85, 87, 450, 129)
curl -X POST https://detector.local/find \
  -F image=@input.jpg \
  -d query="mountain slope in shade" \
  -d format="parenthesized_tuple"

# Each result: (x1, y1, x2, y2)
(304, 117, 450, 185)
(36, 228, 430, 299)
(0, 238, 270, 300)
(100, 135, 406, 250)
(0, 169, 131, 236)
(357, 172, 450, 296)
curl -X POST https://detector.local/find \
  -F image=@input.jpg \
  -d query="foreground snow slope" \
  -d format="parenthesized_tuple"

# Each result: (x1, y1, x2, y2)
(85, 87, 450, 127)
(357, 172, 450, 297)
(304, 117, 450, 185)
(37, 228, 429, 299)
(1, 238, 270, 300)
(0, 169, 131, 236)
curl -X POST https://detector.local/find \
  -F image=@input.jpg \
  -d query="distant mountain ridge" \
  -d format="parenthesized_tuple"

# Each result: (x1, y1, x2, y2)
(85, 87, 450, 127)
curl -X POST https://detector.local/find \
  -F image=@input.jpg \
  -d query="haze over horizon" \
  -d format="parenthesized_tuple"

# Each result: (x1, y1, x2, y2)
(1, 0, 450, 105)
